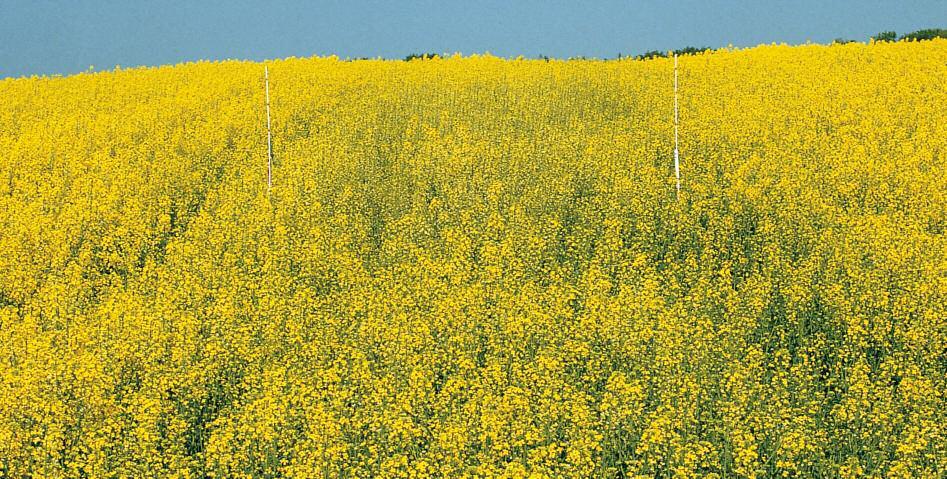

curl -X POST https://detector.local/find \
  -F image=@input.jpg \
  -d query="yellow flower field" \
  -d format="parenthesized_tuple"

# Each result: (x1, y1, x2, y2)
(1, 40, 945, 478)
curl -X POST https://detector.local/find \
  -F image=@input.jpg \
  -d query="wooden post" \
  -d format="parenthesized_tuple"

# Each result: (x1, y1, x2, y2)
(265, 65, 273, 192)
(674, 54, 680, 200)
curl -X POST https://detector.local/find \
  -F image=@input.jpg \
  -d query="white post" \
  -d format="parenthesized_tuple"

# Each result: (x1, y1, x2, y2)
(673, 54, 680, 200)
(265, 65, 273, 192)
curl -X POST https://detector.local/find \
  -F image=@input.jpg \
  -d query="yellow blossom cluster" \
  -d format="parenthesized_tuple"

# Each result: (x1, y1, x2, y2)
(1, 39, 945, 478)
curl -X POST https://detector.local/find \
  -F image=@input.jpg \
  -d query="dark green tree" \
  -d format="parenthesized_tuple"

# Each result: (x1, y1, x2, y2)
(634, 50, 667, 60)
(899, 28, 947, 41)
(872, 31, 898, 42)
(672, 46, 711, 56)
(404, 53, 440, 61)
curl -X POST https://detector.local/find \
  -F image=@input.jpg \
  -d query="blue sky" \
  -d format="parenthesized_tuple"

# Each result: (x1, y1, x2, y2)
(1, 1, 944, 78)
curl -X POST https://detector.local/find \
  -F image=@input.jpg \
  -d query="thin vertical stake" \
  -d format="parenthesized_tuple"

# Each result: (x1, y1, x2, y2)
(265, 66, 273, 192)
(673, 54, 680, 200)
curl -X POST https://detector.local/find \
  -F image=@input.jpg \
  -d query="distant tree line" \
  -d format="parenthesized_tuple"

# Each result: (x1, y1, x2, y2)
(397, 28, 945, 62)
(871, 28, 947, 42)
(632, 46, 712, 60)
(404, 53, 442, 61)
(836, 28, 947, 45)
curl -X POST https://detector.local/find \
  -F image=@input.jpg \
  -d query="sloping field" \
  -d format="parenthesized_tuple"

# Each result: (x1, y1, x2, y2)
(1, 40, 945, 478)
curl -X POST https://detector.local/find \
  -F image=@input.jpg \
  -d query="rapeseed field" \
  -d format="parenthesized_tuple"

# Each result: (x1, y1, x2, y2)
(0, 40, 945, 478)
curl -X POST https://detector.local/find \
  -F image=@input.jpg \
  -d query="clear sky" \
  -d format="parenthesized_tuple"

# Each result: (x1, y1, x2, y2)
(1, 1, 944, 78)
